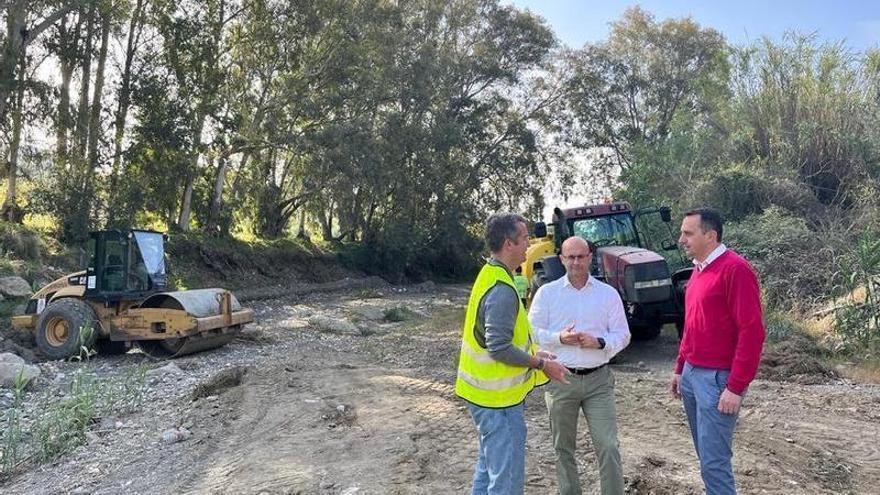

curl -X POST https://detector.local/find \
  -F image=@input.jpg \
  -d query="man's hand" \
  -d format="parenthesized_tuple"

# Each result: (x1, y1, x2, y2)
(559, 324, 580, 345)
(578, 333, 600, 349)
(669, 373, 682, 399)
(717, 388, 742, 415)
(542, 359, 570, 384)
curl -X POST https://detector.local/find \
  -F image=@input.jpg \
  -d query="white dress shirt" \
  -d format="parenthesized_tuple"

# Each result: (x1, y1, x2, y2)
(528, 274, 631, 368)
(694, 243, 727, 272)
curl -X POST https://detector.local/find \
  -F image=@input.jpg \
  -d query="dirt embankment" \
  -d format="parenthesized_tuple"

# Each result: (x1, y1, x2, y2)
(2, 281, 880, 494)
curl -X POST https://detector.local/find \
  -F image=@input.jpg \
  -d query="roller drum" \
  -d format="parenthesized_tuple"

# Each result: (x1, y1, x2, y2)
(135, 288, 245, 358)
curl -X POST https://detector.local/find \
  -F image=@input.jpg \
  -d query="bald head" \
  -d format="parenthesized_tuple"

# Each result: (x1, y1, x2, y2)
(561, 236, 590, 255)
(560, 236, 592, 287)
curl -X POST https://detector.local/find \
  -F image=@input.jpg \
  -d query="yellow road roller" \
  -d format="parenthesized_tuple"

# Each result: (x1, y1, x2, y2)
(11, 229, 254, 359)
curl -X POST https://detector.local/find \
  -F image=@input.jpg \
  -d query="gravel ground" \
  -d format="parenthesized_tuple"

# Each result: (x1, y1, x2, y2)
(1, 278, 879, 494)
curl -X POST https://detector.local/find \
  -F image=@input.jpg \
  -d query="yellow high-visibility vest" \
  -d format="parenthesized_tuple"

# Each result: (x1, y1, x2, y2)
(513, 274, 529, 299)
(455, 262, 548, 408)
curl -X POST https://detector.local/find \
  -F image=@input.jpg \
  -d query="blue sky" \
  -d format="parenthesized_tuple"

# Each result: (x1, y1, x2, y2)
(504, 0, 880, 53)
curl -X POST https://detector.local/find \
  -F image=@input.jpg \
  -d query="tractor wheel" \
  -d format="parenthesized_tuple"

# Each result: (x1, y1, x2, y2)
(35, 298, 99, 360)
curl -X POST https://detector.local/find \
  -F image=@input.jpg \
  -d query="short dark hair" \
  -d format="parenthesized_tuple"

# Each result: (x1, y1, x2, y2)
(485, 212, 526, 253)
(685, 207, 724, 242)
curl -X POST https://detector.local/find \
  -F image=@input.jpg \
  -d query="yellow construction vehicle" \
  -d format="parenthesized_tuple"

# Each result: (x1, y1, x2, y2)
(11, 229, 253, 359)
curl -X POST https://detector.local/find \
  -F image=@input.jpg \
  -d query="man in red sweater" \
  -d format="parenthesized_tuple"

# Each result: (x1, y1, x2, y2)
(669, 207, 765, 495)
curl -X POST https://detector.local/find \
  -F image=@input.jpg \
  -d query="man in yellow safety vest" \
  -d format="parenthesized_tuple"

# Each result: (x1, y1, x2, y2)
(455, 212, 570, 495)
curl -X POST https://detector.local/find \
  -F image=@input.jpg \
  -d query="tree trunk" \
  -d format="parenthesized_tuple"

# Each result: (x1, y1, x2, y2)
(297, 209, 308, 239)
(55, 14, 76, 163)
(220, 151, 252, 236)
(177, 178, 195, 231)
(87, 11, 110, 173)
(177, 113, 207, 231)
(320, 201, 334, 241)
(108, 0, 146, 222)
(0, 1, 27, 127)
(206, 151, 230, 234)
(1, 50, 26, 222)
(73, 2, 95, 163)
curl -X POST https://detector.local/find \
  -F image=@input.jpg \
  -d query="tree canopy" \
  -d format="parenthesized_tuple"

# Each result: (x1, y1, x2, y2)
(1, 3, 879, 308)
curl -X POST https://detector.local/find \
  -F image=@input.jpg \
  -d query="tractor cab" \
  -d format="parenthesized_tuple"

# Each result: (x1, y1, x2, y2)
(82, 230, 168, 299)
(544, 203, 680, 259)
(523, 202, 692, 340)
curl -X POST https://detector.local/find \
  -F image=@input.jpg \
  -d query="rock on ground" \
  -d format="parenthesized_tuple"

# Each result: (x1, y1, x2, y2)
(0, 276, 33, 298)
(308, 315, 364, 336)
(0, 352, 41, 388)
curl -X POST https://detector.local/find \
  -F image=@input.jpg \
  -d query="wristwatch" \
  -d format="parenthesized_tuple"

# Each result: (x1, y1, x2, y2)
(597, 337, 606, 350)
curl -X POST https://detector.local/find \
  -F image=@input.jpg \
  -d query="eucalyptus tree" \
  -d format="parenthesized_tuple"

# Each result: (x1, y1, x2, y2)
(0, 1, 77, 126)
(151, 0, 242, 231)
(1, 1, 82, 222)
(230, 0, 387, 239)
(106, 0, 148, 223)
(316, 0, 556, 276)
(562, 6, 727, 170)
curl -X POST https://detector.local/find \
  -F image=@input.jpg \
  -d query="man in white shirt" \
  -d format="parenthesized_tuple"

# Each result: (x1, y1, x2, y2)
(529, 236, 631, 495)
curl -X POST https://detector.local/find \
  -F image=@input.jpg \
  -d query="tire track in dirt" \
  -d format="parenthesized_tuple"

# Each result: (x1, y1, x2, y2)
(169, 362, 477, 494)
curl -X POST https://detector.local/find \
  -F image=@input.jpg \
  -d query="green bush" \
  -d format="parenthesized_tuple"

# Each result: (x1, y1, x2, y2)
(725, 206, 828, 306)
(383, 306, 418, 322)
(0, 221, 42, 261)
(832, 235, 880, 351)
(31, 372, 100, 463)
(690, 164, 767, 222)
(338, 219, 483, 283)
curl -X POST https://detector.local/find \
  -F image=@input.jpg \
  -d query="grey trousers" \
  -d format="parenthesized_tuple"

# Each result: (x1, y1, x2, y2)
(544, 366, 624, 495)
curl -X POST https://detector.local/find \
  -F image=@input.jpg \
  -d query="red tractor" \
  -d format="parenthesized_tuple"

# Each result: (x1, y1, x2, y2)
(522, 202, 691, 340)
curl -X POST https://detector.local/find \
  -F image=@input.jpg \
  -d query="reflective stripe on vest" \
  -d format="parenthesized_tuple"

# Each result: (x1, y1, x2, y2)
(459, 338, 532, 364)
(454, 262, 548, 408)
(457, 368, 536, 390)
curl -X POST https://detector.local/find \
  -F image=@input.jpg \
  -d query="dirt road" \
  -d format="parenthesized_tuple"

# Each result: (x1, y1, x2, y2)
(3, 282, 880, 494)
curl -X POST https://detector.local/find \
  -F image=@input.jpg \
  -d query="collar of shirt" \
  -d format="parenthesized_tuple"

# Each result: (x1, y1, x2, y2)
(693, 243, 727, 272)
(562, 273, 594, 291)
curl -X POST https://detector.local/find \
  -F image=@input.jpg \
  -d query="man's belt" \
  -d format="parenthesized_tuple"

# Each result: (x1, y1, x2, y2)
(565, 364, 606, 375)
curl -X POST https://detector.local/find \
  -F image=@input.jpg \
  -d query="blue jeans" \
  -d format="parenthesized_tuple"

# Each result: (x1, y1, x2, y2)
(680, 363, 739, 495)
(467, 402, 527, 495)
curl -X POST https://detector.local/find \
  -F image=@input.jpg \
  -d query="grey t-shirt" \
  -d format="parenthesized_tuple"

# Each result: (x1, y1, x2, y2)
(474, 260, 533, 368)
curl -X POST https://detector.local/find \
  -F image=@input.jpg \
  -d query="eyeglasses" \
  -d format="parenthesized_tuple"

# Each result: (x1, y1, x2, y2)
(562, 254, 591, 261)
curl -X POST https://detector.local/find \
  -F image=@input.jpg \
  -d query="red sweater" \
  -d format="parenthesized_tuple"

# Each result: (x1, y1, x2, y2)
(675, 250, 765, 395)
